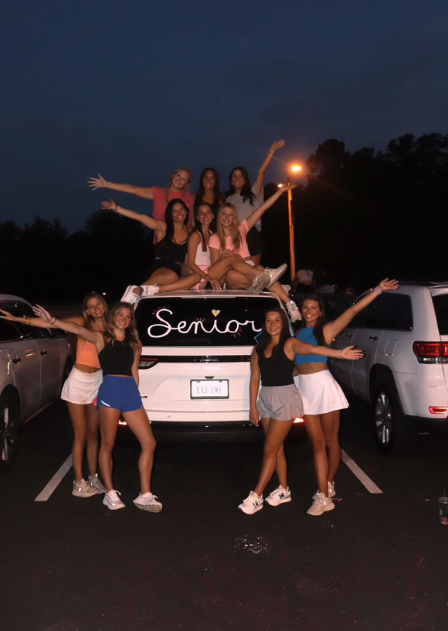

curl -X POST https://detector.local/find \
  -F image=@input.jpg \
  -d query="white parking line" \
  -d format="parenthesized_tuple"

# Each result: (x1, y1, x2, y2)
(34, 455, 72, 502)
(342, 450, 383, 494)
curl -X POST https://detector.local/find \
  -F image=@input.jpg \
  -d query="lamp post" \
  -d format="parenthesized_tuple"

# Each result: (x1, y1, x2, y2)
(287, 164, 302, 282)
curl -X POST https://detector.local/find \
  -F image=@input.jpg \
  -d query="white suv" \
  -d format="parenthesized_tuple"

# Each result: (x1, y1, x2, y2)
(330, 283, 448, 453)
(134, 290, 299, 436)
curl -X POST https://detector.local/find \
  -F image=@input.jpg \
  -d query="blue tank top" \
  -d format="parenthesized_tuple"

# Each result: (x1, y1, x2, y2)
(295, 327, 328, 365)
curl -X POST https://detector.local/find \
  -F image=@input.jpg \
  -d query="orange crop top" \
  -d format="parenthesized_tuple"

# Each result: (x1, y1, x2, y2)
(76, 338, 101, 369)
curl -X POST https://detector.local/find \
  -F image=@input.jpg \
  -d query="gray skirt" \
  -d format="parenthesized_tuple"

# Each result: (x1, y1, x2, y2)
(257, 384, 304, 421)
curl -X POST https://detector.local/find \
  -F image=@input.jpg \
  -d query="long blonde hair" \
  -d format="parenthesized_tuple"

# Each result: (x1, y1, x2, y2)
(216, 203, 242, 253)
(104, 302, 139, 353)
(82, 291, 108, 330)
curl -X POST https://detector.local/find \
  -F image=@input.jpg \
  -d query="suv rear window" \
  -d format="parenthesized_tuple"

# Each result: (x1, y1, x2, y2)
(351, 293, 413, 330)
(432, 295, 448, 335)
(136, 296, 280, 347)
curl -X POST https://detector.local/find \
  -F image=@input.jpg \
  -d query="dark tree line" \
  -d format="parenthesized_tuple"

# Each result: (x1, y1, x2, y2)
(1, 133, 447, 302)
(263, 133, 448, 292)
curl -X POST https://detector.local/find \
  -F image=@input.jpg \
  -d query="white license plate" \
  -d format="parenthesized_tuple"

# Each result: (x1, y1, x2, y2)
(190, 379, 229, 399)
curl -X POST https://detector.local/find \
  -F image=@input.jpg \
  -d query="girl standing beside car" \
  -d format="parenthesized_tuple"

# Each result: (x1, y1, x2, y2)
(0, 292, 108, 498)
(32, 301, 162, 513)
(239, 306, 363, 515)
(295, 278, 399, 516)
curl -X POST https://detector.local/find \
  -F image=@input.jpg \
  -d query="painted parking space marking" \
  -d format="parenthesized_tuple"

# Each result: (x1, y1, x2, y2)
(342, 449, 383, 494)
(34, 455, 72, 502)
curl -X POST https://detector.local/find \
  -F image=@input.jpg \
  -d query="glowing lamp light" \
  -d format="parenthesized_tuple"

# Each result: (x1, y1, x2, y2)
(291, 164, 302, 173)
(277, 183, 284, 188)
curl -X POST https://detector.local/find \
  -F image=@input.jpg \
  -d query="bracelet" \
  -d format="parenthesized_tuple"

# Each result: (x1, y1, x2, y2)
(50, 316, 56, 325)
(114, 204, 119, 212)
(24, 317, 31, 326)
(338, 349, 342, 359)
(373, 286, 383, 296)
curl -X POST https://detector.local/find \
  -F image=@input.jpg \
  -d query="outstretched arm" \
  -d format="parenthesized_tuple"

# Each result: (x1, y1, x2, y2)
(249, 349, 261, 427)
(88, 174, 154, 200)
(0, 309, 84, 329)
(245, 183, 296, 231)
(323, 278, 400, 343)
(285, 337, 364, 361)
(32, 305, 102, 349)
(255, 140, 286, 194)
(101, 200, 166, 240)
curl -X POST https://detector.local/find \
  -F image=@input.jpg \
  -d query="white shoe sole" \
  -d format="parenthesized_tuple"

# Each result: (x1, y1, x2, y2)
(72, 488, 99, 498)
(103, 498, 125, 510)
(133, 500, 163, 513)
(266, 496, 292, 507)
(307, 502, 335, 516)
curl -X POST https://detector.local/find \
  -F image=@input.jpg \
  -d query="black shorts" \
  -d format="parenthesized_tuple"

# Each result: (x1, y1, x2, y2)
(142, 259, 182, 282)
(246, 227, 265, 257)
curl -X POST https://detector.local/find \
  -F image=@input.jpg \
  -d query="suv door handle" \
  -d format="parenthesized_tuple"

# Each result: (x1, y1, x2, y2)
(12, 357, 21, 364)
(40, 350, 48, 356)
(369, 335, 378, 341)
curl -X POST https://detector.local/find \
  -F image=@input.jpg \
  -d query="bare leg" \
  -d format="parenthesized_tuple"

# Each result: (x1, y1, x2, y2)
(122, 409, 156, 494)
(254, 419, 294, 496)
(67, 402, 87, 482)
(85, 402, 100, 477)
(225, 267, 262, 289)
(207, 257, 261, 282)
(268, 281, 290, 304)
(304, 414, 328, 494)
(260, 417, 289, 488)
(321, 410, 341, 484)
(157, 273, 201, 292)
(99, 407, 121, 492)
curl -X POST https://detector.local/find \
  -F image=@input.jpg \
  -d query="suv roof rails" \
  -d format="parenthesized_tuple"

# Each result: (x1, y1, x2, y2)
(399, 280, 448, 287)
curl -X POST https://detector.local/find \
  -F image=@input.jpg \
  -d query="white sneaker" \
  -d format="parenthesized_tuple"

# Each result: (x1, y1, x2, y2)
(88, 473, 106, 494)
(121, 285, 141, 306)
(285, 300, 302, 322)
(133, 492, 163, 513)
(246, 271, 272, 294)
(312, 482, 336, 500)
(266, 485, 291, 507)
(238, 491, 263, 515)
(307, 492, 335, 516)
(72, 479, 99, 498)
(103, 489, 125, 510)
(265, 263, 287, 287)
(141, 284, 160, 297)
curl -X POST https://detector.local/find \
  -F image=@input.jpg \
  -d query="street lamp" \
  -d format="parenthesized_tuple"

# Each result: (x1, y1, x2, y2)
(279, 164, 303, 282)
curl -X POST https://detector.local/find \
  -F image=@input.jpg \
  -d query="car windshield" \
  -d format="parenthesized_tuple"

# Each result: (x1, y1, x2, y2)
(135, 296, 280, 347)
(432, 294, 448, 335)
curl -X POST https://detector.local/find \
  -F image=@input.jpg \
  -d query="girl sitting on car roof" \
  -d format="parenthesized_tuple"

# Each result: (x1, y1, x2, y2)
(209, 186, 302, 321)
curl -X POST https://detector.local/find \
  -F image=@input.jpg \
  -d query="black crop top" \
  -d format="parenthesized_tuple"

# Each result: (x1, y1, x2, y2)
(257, 345, 295, 387)
(98, 339, 134, 377)
(154, 238, 188, 265)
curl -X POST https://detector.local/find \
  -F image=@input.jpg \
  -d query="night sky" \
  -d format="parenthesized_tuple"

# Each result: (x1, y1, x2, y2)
(2, 0, 447, 232)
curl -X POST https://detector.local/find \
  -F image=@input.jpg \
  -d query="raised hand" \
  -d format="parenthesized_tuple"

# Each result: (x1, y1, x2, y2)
(0, 309, 14, 320)
(88, 174, 108, 190)
(270, 140, 286, 152)
(101, 199, 117, 211)
(33, 304, 52, 323)
(378, 278, 399, 292)
(341, 346, 364, 360)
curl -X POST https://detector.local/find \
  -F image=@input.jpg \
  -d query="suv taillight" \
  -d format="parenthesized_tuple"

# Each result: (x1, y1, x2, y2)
(413, 342, 448, 363)
(139, 356, 159, 369)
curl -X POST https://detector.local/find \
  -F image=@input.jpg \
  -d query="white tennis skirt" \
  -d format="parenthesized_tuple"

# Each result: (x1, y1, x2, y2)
(61, 367, 103, 405)
(294, 370, 349, 415)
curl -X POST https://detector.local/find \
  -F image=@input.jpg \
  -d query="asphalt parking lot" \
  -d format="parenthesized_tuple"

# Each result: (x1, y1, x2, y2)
(1, 398, 448, 631)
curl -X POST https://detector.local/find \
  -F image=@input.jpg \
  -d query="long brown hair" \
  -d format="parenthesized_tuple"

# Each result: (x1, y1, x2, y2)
(216, 203, 242, 253)
(82, 292, 108, 331)
(256, 307, 290, 358)
(300, 294, 327, 346)
(104, 302, 140, 352)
